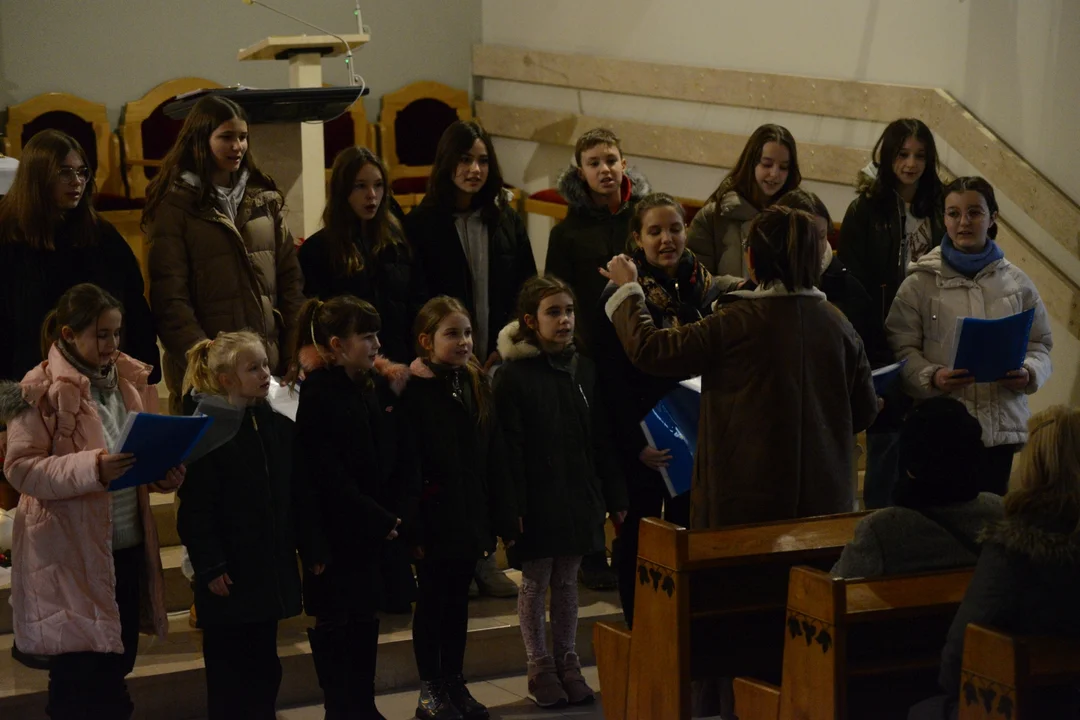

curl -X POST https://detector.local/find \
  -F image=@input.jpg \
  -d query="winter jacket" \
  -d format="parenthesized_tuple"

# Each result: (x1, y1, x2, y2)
(838, 170, 946, 363)
(593, 252, 724, 495)
(177, 402, 307, 627)
(147, 179, 306, 406)
(912, 514, 1080, 719)
(404, 196, 536, 358)
(544, 167, 650, 354)
(605, 281, 878, 529)
(886, 247, 1052, 447)
(685, 191, 759, 291)
(0, 347, 167, 655)
(401, 358, 518, 560)
(292, 351, 419, 617)
(831, 493, 1004, 578)
(298, 227, 427, 363)
(0, 218, 160, 385)
(493, 324, 627, 564)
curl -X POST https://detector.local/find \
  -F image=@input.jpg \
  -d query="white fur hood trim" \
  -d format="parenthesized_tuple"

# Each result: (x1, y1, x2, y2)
(496, 321, 541, 362)
(727, 282, 827, 300)
(604, 282, 646, 321)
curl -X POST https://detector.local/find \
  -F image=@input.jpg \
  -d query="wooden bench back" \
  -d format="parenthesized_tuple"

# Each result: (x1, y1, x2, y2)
(598, 513, 865, 720)
(960, 624, 1080, 719)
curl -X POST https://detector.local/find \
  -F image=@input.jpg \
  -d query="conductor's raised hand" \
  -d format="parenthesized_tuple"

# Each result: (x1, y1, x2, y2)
(599, 255, 638, 287)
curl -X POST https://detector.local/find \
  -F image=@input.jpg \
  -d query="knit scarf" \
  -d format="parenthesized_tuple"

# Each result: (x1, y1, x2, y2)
(632, 248, 713, 328)
(940, 234, 1004, 278)
(56, 339, 118, 391)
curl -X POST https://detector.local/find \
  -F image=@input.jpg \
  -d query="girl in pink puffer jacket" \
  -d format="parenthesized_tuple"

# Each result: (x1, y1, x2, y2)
(0, 283, 183, 720)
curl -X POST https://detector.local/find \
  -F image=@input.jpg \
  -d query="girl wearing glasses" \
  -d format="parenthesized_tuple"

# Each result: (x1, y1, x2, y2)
(143, 95, 305, 414)
(0, 129, 160, 390)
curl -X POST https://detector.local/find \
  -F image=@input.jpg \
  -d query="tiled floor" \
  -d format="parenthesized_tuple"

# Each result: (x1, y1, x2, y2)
(273, 665, 605, 720)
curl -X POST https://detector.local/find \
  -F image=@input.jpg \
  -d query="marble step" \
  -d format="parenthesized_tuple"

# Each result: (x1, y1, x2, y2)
(0, 576, 621, 720)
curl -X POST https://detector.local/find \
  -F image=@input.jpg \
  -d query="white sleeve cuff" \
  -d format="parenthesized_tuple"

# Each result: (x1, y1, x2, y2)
(604, 282, 645, 321)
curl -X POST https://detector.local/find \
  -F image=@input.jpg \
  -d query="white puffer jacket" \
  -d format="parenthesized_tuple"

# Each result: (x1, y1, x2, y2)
(886, 246, 1052, 447)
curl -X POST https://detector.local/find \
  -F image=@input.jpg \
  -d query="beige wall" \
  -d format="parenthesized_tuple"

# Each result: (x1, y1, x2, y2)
(481, 0, 1080, 415)
(0, 0, 481, 125)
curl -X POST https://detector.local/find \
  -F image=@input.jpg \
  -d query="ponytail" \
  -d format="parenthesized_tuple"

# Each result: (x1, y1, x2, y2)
(745, 206, 820, 292)
(40, 309, 60, 361)
(286, 294, 381, 384)
(182, 331, 264, 398)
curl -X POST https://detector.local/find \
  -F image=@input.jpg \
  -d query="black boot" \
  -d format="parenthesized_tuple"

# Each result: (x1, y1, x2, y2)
(307, 626, 352, 719)
(444, 675, 489, 720)
(347, 620, 388, 720)
(416, 680, 463, 720)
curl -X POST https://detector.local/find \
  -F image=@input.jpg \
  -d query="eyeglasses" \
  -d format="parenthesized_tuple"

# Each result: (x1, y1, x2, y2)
(57, 166, 91, 185)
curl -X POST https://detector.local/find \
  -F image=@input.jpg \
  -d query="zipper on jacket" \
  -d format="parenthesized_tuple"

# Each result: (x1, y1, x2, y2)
(252, 412, 287, 616)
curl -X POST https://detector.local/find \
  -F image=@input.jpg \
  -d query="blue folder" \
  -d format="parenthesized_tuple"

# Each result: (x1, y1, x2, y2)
(871, 359, 907, 396)
(108, 413, 213, 492)
(950, 309, 1035, 383)
(640, 379, 701, 498)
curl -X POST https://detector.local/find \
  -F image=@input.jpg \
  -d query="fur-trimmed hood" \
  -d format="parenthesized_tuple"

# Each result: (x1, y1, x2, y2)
(980, 516, 1080, 567)
(716, 190, 759, 221)
(0, 380, 30, 426)
(496, 321, 541, 363)
(855, 161, 878, 195)
(296, 345, 411, 395)
(556, 165, 651, 214)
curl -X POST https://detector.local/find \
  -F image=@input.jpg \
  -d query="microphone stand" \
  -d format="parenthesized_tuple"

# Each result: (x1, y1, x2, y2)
(244, 0, 360, 87)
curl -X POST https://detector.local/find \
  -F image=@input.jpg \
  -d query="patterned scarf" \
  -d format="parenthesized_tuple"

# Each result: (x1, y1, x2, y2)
(632, 248, 714, 328)
(56, 339, 118, 391)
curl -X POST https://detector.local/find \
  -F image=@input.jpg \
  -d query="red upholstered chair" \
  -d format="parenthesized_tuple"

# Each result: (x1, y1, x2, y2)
(523, 188, 569, 221)
(379, 81, 471, 211)
(322, 86, 377, 184)
(119, 77, 222, 201)
(5, 92, 123, 199)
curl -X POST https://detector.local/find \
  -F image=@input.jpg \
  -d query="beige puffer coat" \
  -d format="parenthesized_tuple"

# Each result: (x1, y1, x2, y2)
(886, 247, 1052, 447)
(147, 180, 305, 407)
(685, 191, 759, 292)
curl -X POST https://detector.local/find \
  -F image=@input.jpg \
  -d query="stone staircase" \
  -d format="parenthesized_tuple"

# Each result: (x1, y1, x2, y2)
(0, 492, 622, 719)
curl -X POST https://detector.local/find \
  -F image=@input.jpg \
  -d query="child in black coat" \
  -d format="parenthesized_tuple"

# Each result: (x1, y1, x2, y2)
(402, 296, 519, 720)
(177, 331, 313, 720)
(290, 295, 419, 720)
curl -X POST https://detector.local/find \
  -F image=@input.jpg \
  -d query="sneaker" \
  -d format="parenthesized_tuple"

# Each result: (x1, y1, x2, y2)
(527, 656, 569, 708)
(444, 675, 490, 719)
(416, 680, 463, 720)
(555, 651, 595, 705)
(473, 555, 518, 598)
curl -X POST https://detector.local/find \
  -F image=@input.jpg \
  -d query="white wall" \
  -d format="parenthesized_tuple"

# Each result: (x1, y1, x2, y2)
(482, 0, 1080, 416)
(0, 0, 481, 125)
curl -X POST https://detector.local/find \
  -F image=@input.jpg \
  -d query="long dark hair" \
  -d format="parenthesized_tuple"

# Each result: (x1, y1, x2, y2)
(419, 120, 505, 227)
(864, 118, 943, 219)
(0, 129, 99, 250)
(943, 176, 999, 240)
(744, 206, 821, 291)
(142, 95, 277, 226)
(322, 146, 409, 275)
(288, 295, 381, 379)
(40, 283, 124, 360)
(708, 124, 801, 207)
(511, 275, 577, 347)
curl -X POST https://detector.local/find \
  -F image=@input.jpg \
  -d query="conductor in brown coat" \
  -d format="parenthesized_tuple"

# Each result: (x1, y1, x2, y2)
(602, 205, 878, 530)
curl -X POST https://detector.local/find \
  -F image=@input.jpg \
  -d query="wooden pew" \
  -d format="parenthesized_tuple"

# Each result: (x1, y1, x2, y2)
(734, 565, 973, 720)
(958, 624, 1080, 719)
(594, 513, 867, 720)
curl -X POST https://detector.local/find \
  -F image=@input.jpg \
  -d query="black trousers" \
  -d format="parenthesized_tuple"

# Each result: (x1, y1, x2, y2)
(47, 544, 143, 720)
(617, 481, 690, 628)
(983, 443, 1020, 496)
(202, 620, 281, 720)
(412, 557, 475, 681)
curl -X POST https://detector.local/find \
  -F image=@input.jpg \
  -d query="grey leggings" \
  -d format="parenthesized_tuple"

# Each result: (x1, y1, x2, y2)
(518, 556, 582, 662)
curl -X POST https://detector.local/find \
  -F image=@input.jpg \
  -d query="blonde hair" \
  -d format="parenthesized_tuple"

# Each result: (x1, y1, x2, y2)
(182, 331, 265, 397)
(1006, 405, 1080, 532)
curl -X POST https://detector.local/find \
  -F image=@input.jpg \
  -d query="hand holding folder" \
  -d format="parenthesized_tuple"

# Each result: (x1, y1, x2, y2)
(949, 309, 1035, 383)
(107, 413, 213, 492)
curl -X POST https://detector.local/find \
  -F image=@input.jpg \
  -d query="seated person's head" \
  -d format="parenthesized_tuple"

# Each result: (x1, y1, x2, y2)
(1005, 405, 1080, 531)
(893, 397, 987, 509)
(743, 205, 821, 291)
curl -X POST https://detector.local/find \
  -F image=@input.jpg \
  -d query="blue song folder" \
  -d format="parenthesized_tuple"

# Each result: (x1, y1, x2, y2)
(871, 359, 907, 395)
(950, 309, 1035, 383)
(640, 378, 701, 498)
(107, 413, 213, 492)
